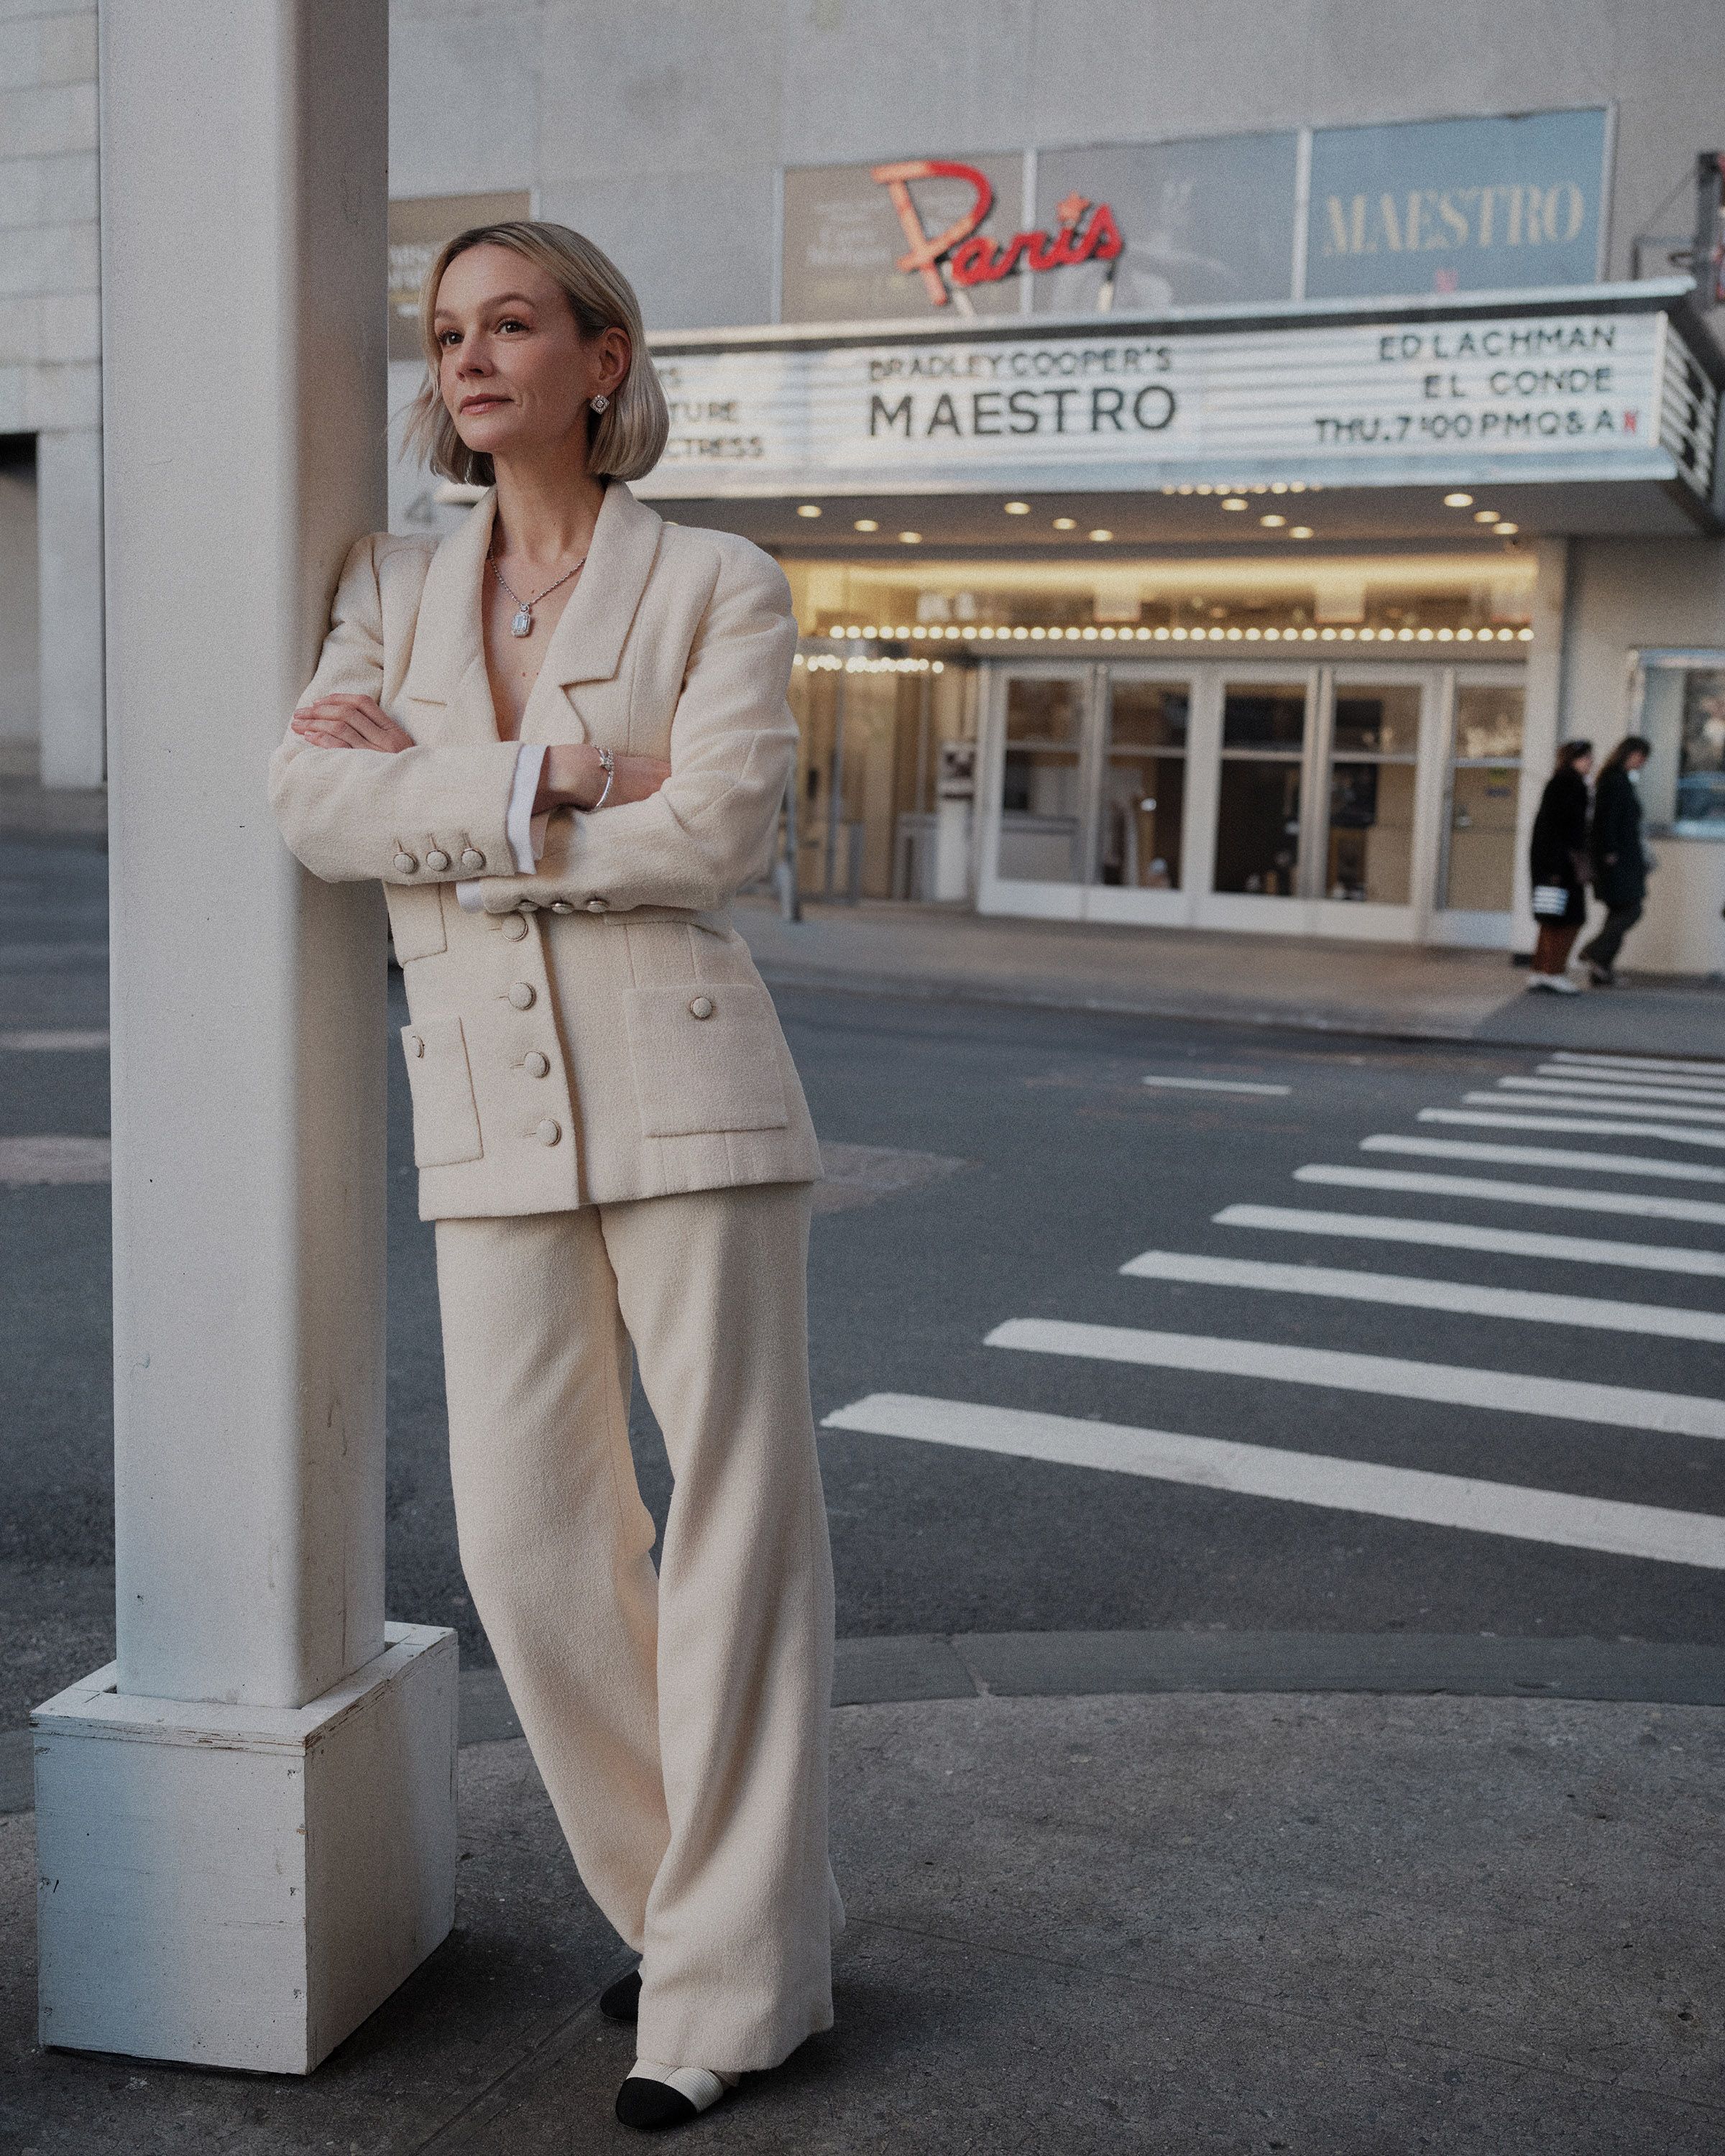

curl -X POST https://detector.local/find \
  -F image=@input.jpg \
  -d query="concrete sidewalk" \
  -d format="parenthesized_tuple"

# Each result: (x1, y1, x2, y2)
(737, 897, 1725, 1059)
(4, 1647, 1723, 2152)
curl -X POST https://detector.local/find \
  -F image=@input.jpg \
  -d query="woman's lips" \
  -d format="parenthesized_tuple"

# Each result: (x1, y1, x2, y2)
(461, 396, 506, 413)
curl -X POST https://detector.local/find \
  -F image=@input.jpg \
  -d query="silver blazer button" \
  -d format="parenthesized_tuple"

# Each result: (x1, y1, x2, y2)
(535, 1118, 561, 1146)
(508, 982, 536, 1010)
(688, 996, 714, 1020)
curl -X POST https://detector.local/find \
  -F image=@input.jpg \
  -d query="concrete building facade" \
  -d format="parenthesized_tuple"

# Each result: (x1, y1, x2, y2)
(8, 1, 1725, 969)
(0, 0, 102, 788)
(382, 1, 1725, 975)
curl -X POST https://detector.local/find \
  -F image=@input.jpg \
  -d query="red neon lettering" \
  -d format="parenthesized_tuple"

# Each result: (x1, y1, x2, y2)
(869, 159, 994, 308)
(872, 162, 1126, 305)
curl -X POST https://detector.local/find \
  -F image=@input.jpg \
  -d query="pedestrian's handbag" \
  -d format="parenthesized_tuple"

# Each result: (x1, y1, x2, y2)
(1532, 884, 1572, 918)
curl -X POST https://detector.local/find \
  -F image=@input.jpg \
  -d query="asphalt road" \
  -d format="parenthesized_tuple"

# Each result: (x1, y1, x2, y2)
(5, 833, 1724, 1735)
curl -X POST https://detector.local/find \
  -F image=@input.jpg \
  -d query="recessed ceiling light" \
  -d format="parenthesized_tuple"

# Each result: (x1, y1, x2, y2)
(1221, 497, 1248, 511)
(1494, 521, 1519, 535)
(1088, 528, 1113, 542)
(1003, 500, 1031, 515)
(1052, 517, 1077, 530)
(1444, 492, 1474, 508)
(1260, 514, 1286, 528)
(898, 530, 922, 544)
(1289, 526, 1314, 539)
(1473, 509, 1500, 522)
(796, 503, 822, 518)
(853, 518, 879, 533)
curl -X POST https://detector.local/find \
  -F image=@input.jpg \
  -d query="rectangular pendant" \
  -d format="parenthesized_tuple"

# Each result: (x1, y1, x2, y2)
(510, 607, 532, 637)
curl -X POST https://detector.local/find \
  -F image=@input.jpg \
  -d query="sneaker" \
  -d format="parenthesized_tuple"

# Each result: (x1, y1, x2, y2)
(1587, 964, 1615, 987)
(1546, 974, 1581, 995)
(1525, 974, 1558, 991)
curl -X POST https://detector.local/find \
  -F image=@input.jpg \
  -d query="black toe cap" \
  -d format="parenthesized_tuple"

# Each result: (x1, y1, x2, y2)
(615, 2076, 699, 2130)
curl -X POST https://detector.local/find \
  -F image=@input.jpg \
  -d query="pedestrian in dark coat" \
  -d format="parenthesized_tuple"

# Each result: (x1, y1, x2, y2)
(1526, 739, 1592, 992)
(1579, 734, 1652, 985)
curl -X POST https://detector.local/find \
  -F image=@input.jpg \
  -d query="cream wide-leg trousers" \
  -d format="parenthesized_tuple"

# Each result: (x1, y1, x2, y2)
(433, 1179, 842, 2073)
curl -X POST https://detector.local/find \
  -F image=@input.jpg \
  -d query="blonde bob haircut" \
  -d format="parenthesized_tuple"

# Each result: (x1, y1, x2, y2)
(406, 221, 668, 486)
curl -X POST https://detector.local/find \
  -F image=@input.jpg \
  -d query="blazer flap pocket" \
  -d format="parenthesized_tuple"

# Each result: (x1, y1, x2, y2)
(400, 1013, 483, 1168)
(625, 983, 790, 1139)
(385, 883, 448, 964)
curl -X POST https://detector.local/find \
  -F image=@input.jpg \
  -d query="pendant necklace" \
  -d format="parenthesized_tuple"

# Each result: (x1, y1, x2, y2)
(489, 546, 588, 637)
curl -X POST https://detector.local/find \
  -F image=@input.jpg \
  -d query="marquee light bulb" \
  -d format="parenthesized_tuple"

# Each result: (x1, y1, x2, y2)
(853, 517, 879, 532)
(1473, 509, 1500, 522)
(1495, 521, 1519, 535)
(796, 503, 822, 518)
(1222, 497, 1248, 511)
(1444, 492, 1474, 507)
(1260, 514, 1286, 528)
(1003, 500, 1031, 515)
(1289, 526, 1313, 538)
(1088, 528, 1113, 541)
(898, 530, 922, 544)
(1052, 516, 1077, 530)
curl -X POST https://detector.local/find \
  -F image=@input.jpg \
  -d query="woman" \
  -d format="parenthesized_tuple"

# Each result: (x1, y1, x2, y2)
(270, 223, 839, 2133)
(1525, 738, 1592, 992)
(1579, 734, 1653, 986)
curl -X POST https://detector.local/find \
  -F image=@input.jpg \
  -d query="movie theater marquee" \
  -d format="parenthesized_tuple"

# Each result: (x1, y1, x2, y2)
(640, 300, 1719, 502)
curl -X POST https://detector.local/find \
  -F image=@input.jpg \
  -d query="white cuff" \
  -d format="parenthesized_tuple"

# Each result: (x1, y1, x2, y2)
(506, 743, 547, 872)
(455, 880, 484, 913)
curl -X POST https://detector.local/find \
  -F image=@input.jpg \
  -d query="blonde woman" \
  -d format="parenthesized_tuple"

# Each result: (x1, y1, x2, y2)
(270, 223, 839, 2132)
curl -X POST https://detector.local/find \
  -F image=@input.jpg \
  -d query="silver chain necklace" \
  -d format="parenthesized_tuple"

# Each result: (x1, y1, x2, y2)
(489, 548, 588, 637)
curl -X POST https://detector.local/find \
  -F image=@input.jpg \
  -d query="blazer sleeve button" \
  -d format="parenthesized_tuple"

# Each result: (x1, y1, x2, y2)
(393, 852, 418, 874)
(551, 900, 574, 913)
(425, 848, 451, 872)
(584, 896, 608, 913)
(502, 914, 529, 941)
(689, 996, 714, 1020)
(461, 848, 486, 870)
(508, 982, 536, 1010)
(535, 1118, 562, 1146)
(523, 1051, 550, 1078)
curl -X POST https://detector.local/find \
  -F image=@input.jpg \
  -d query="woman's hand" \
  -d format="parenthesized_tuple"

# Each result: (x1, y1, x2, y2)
(538, 744, 672, 811)
(291, 694, 415, 753)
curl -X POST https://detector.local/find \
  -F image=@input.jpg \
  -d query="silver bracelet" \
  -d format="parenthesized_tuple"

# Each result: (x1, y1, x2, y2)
(590, 745, 615, 811)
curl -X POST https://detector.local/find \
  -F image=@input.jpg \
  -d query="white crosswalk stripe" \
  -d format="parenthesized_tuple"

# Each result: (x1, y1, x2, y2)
(1140, 1074, 1292, 1095)
(985, 1319, 1725, 1439)
(1548, 1051, 1725, 1081)
(1419, 1108, 1725, 1149)
(1498, 1075, 1725, 1113)
(820, 1395, 1725, 1571)
(826, 1045, 1725, 1575)
(1360, 1135, 1725, 1184)
(1117, 1248, 1725, 1344)
(1466, 1089, 1725, 1127)
(1214, 1202, 1725, 1276)
(1534, 1064, 1725, 1100)
(1294, 1162, 1725, 1227)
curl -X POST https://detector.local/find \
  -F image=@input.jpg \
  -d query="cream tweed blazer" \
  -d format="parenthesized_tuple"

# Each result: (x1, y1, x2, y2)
(270, 481, 821, 1220)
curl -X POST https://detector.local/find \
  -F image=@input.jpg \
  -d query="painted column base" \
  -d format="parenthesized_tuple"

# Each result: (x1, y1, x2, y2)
(33, 1622, 457, 2073)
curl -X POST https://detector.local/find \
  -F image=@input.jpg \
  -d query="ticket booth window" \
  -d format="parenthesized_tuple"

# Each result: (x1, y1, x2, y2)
(1634, 654, 1725, 830)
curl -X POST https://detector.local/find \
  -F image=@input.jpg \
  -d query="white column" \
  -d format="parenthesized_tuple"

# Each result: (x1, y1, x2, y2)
(36, 427, 106, 789)
(33, 0, 457, 2075)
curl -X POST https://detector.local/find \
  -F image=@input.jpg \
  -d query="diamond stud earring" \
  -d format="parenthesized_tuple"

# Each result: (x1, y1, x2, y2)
(590, 393, 610, 413)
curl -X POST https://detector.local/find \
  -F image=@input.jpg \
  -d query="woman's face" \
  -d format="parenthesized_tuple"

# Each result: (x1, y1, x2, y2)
(433, 244, 628, 470)
(1576, 752, 1594, 777)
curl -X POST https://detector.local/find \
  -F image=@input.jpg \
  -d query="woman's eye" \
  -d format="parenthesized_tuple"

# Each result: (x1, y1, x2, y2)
(498, 318, 528, 333)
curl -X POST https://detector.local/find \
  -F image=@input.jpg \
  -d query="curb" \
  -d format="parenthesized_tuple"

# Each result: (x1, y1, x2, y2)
(8, 1631, 1721, 1818)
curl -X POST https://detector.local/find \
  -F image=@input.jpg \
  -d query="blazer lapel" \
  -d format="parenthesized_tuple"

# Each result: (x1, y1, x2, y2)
(402, 490, 500, 743)
(520, 481, 663, 743)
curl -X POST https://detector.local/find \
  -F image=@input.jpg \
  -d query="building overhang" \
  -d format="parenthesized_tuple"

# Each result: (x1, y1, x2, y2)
(640, 279, 1725, 543)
